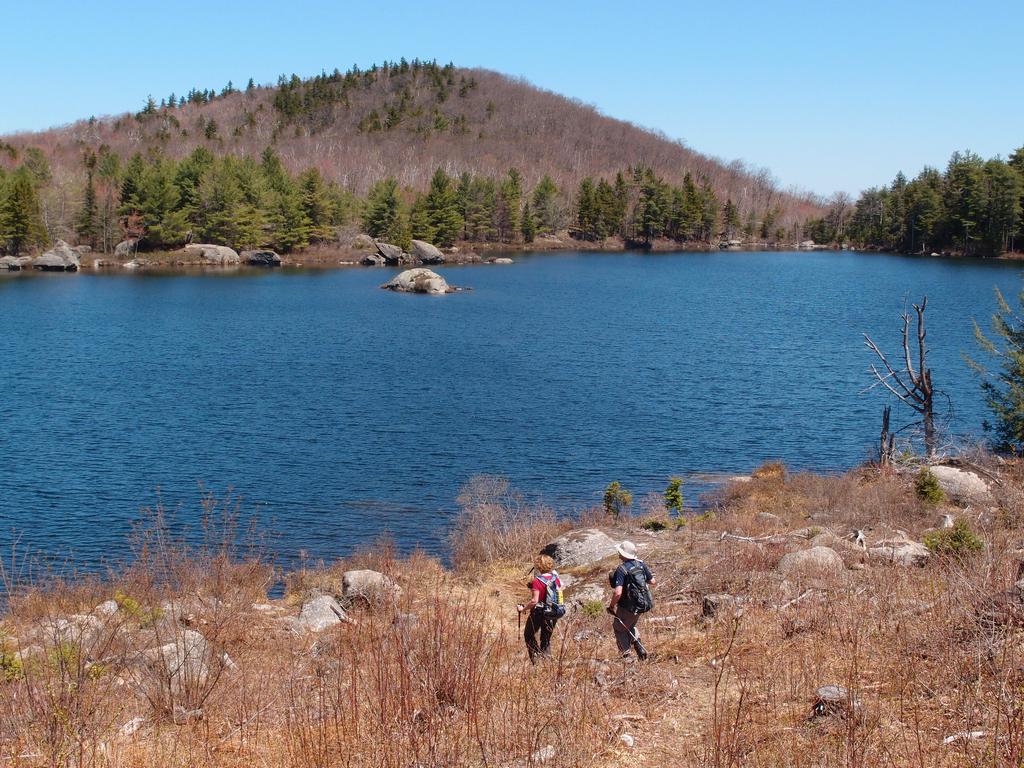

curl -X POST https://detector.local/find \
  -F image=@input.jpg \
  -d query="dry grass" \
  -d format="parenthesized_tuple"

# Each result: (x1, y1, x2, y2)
(1, 461, 1023, 767)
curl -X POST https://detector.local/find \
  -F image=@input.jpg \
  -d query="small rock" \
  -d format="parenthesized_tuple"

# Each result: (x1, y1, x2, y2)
(777, 546, 845, 581)
(342, 569, 398, 603)
(619, 734, 635, 748)
(172, 705, 203, 725)
(490, 257, 514, 264)
(294, 595, 348, 632)
(812, 684, 861, 719)
(701, 593, 744, 619)
(94, 600, 119, 617)
(943, 731, 987, 745)
(531, 745, 556, 764)
(118, 717, 146, 737)
(869, 539, 930, 567)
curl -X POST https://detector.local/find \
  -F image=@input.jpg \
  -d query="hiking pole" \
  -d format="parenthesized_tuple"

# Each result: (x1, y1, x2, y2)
(612, 614, 649, 659)
(517, 604, 523, 633)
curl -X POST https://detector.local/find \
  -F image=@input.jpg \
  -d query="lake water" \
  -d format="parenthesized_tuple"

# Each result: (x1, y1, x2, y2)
(1, 250, 1022, 571)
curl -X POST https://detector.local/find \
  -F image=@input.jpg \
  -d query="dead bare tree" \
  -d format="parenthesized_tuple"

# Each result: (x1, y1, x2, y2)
(863, 297, 937, 458)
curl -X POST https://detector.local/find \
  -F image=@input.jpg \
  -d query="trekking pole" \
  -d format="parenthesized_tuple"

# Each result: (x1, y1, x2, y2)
(517, 604, 523, 633)
(612, 614, 648, 659)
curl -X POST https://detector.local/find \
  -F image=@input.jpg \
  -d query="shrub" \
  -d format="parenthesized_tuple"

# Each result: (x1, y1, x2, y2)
(602, 481, 632, 518)
(923, 518, 984, 557)
(641, 517, 669, 532)
(915, 469, 945, 505)
(581, 599, 605, 618)
(751, 461, 786, 481)
(0, 643, 23, 682)
(450, 475, 564, 568)
(664, 477, 684, 515)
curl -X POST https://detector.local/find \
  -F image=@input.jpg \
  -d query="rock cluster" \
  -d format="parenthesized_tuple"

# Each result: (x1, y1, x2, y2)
(33, 240, 82, 271)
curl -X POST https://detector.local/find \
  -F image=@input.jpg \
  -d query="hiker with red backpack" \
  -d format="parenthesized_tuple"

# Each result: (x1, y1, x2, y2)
(607, 540, 655, 660)
(517, 554, 566, 662)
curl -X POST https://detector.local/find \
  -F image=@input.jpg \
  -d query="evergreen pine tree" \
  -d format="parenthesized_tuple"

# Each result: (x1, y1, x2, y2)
(532, 174, 560, 234)
(362, 177, 402, 241)
(0, 167, 47, 255)
(423, 168, 462, 246)
(521, 200, 536, 243)
(496, 169, 522, 242)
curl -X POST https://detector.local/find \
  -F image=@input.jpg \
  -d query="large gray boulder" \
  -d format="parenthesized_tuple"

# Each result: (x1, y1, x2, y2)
(294, 595, 348, 632)
(114, 239, 138, 258)
(241, 249, 282, 267)
(777, 546, 845, 580)
(381, 268, 452, 295)
(342, 569, 398, 603)
(374, 241, 408, 265)
(0, 255, 22, 271)
(927, 465, 991, 505)
(411, 239, 445, 265)
(184, 243, 240, 265)
(351, 233, 376, 250)
(541, 529, 618, 568)
(33, 241, 80, 271)
(869, 539, 930, 567)
(361, 252, 386, 266)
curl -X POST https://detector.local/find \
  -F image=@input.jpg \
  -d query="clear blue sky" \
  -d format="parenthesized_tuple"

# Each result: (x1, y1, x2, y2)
(2, 0, 1021, 196)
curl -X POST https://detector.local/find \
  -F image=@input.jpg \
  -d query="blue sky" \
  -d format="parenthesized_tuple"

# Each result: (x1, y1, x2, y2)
(1, 0, 1021, 196)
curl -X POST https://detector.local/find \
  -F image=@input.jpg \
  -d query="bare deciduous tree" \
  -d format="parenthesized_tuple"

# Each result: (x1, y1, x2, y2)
(864, 297, 937, 458)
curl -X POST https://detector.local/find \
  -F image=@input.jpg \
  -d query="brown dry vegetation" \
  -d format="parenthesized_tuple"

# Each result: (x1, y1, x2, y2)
(2, 460, 1023, 767)
(0, 65, 824, 239)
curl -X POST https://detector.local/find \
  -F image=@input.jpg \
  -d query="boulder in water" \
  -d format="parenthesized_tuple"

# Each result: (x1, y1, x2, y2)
(0, 255, 22, 271)
(381, 268, 453, 295)
(361, 252, 386, 266)
(33, 240, 80, 271)
(241, 249, 282, 267)
(374, 241, 409, 265)
(184, 243, 240, 265)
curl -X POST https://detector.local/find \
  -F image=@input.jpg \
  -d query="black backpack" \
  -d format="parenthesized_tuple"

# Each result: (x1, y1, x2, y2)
(621, 560, 653, 614)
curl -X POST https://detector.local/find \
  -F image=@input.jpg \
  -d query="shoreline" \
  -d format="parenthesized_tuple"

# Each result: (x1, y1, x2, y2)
(4, 237, 1022, 275)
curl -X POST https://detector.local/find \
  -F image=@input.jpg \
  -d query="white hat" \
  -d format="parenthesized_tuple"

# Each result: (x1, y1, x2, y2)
(616, 540, 638, 559)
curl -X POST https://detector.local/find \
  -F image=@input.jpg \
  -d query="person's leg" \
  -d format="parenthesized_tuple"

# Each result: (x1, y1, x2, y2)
(524, 611, 541, 661)
(539, 616, 556, 657)
(613, 606, 638, 655)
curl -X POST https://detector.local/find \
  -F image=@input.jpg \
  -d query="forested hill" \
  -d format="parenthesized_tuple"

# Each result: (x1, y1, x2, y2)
(0, 60, 824, 255)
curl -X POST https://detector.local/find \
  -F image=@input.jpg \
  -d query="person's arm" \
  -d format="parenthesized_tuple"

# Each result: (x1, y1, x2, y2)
(518, 586, 541, 613)
(608, 584, 624, 614)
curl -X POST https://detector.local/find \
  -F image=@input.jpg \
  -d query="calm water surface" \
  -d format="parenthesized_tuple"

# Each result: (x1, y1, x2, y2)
(1, 250, 1021, 569)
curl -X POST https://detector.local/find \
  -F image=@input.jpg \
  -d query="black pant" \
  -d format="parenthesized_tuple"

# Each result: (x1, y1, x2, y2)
(524, 610, 557, 662)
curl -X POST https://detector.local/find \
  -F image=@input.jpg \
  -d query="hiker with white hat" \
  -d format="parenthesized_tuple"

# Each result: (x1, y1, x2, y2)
(607, 540, 655, 660)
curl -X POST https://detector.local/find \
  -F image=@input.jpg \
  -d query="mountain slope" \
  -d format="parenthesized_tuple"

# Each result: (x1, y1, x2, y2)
(3, 62, 820, 222)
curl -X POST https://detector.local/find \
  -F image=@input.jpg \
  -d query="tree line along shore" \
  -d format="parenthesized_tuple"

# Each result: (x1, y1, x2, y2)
(3, 60, 1021, 267)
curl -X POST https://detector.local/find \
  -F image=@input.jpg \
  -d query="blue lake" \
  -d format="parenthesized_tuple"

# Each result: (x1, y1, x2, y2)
(1, 250, 1022, 571)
